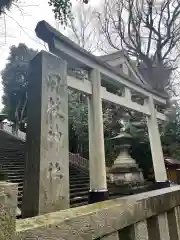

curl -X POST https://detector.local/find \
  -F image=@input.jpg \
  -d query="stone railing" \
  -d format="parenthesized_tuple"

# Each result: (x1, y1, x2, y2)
(69, 152, 89, 171)
(1, 124, 89, 171)
(1, 183, 180, 239)
(1, 124, 26, 142)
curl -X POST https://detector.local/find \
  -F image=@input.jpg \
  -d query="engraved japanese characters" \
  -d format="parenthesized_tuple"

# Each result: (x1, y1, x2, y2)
(46, 74, 65, 146)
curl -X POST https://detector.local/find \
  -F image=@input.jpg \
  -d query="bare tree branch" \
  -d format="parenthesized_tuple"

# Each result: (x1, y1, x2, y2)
(96, 0, 180, 91)
(63, 1, 109, 53)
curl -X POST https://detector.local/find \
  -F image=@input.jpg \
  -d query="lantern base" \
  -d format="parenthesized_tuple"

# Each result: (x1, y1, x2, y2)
(108, 165, 144, 184)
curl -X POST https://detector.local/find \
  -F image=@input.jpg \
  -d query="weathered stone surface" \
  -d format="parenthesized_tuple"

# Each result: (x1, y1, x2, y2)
(0, 182, 17, 240)
(158, 213, 170, 240)
(88, 69, 107, 191)
(109, 134, 144, 185)
(0, 182, 18, 210)
(15, 186, 180, 240)
(22, 51, 69, 218)
(167, 208, 179, 240)
(146, 96, 167, 182)
(131, 221, 149, 240)
(174, 206, 180, 239)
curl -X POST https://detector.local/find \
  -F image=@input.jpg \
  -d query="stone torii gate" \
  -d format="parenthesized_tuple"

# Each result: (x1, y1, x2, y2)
(22, 20, 169, 218)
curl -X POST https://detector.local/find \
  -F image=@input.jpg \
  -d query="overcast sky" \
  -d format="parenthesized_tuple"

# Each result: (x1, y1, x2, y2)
(0, 0, 99, 111)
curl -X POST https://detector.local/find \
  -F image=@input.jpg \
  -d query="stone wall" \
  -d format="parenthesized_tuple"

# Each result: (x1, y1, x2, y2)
(0, 186, 175, 239)
(0, 182, 17, 240)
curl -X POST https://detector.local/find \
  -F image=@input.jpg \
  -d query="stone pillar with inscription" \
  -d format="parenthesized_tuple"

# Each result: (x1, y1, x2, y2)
(22, 51, 69, 218)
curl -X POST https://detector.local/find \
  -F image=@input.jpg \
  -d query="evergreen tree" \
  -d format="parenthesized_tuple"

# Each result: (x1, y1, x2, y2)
(1, 43, 37, 123)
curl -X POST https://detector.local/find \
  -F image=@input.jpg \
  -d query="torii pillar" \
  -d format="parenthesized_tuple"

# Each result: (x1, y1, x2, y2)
(88, 69, 108, 203)
(146, 96, 169, 188)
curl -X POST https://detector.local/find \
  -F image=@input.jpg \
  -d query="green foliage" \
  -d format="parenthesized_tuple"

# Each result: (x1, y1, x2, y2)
(48, 0, 89, 25)
(1, 43, 37, 122)
(68, 89, 89, 157)
(1, 44, 90, 156)
(0, 0, 13, 14)
(104, 104, 180, 172)
(2, 43, 180, 174)
(48, 0, 72, 25)
(161, 105, 180, 159)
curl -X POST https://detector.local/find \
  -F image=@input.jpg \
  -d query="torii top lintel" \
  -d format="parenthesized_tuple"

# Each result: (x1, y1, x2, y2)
(35, 20, 167, 104)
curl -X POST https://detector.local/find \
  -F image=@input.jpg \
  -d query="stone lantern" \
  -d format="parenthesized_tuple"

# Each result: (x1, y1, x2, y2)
(108, 131, 144, 185)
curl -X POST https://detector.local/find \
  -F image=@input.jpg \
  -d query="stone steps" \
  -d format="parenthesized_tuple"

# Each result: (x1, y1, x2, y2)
(0, 132, 92, 209)
(70, 195, 88, 205)
(7, 178, 24, 182)
(0, 151, 120, 210)
(70, 182, 89, 188)
(70, 186, 89, 193)
(0, 169, 24, 173)
(0, 129, 125, 214)
(70, 190, 89, 198)
(70, 177, 89, 183)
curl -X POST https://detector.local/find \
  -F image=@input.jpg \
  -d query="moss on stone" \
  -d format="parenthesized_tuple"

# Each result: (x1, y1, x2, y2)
(16, 198, 126, 232)
(0, 200, 15, 240)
